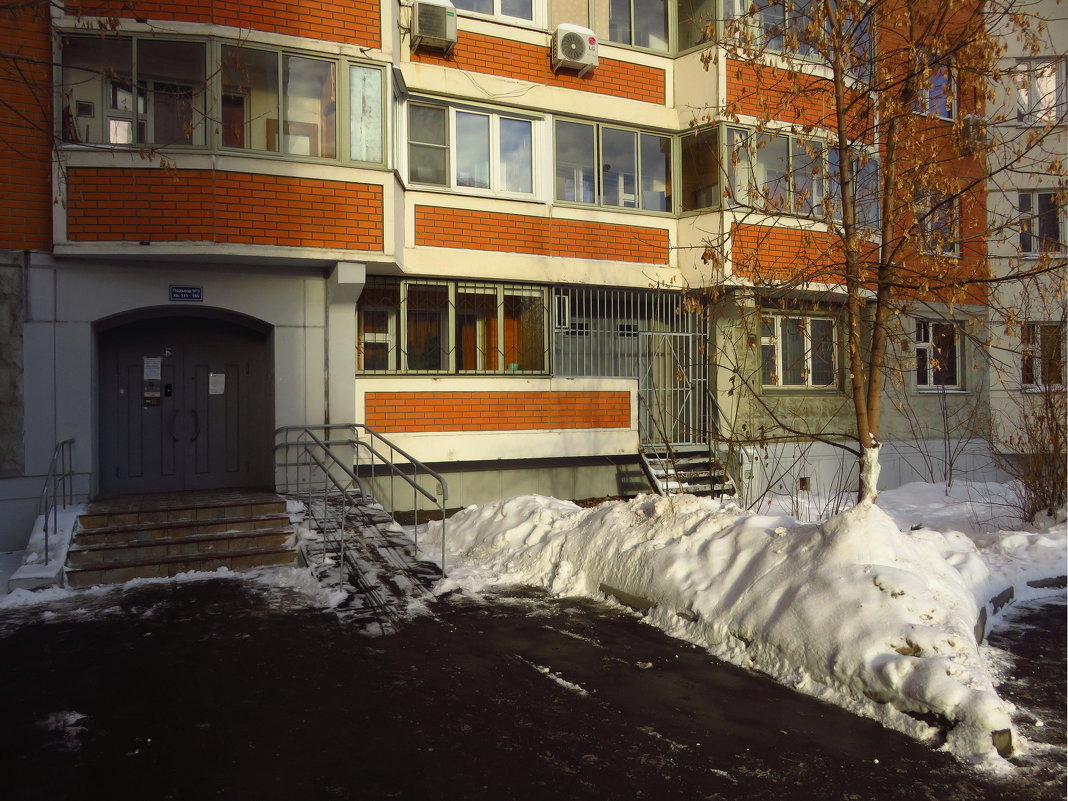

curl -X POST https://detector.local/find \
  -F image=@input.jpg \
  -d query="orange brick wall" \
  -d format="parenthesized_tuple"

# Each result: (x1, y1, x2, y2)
(731, 223, 845, 284)
(413, 32, 665, 104)
(67, 169, 383, 249)
(365, 391, 631, 432)
(416, 206, 669, 264)
(0, 4, 53, 250)
(65, 0, 379, 48)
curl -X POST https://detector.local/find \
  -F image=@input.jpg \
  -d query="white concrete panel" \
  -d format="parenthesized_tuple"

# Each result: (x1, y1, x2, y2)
(378, 429, 638, 462)
(274, 326, 313, 428)
(21, 321, 57, 475)
(53, 322, 95, 475)
(26, 264, 56, 323)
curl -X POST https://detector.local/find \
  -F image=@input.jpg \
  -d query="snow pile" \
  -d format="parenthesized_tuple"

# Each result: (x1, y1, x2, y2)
(428, 491, 1066, 765)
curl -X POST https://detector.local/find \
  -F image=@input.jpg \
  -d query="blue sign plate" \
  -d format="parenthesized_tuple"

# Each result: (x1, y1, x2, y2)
(169, 285, 203, 302)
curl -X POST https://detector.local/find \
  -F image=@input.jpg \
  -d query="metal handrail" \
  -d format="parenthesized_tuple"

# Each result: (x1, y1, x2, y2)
(36, 438, 75, 566)
(274, 424, 449, 576)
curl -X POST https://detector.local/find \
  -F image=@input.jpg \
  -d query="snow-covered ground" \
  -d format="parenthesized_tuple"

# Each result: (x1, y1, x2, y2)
(425, 481, 1066, 770)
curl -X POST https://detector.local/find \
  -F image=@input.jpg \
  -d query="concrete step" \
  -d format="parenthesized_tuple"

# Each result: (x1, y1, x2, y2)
(67, 527, 295, 568)
(73, 514, 292, 546)
(77, 499, 287, 530)
(66, 547, 298, 588)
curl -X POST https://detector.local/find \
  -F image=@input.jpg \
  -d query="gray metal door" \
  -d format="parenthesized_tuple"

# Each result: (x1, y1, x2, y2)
(98, 316, 272, 495)
(638, 332, 704, 446)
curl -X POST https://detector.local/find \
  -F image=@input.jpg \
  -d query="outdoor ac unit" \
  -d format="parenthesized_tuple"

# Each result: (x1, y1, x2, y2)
(553, 24, 598, 76)
(412, 0, 457, 53)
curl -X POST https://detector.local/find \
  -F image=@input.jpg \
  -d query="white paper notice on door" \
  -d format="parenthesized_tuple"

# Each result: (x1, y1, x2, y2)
(143, 357, 162, 380)
(208, 372, 226, 395)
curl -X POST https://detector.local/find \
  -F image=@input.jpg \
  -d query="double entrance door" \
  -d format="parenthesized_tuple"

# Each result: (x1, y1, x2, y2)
(98, 315, 272, 496)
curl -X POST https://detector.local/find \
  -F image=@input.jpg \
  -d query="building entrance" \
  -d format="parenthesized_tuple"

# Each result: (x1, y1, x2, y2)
(97, 314, 273, 496)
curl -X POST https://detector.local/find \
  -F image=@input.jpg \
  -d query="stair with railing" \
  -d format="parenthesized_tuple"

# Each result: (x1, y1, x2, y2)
(65, 491, 298, 588)
(639, 445, 734, 498)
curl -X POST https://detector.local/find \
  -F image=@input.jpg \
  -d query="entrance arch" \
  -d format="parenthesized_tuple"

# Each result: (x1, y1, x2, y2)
(97, 308, 274, 496)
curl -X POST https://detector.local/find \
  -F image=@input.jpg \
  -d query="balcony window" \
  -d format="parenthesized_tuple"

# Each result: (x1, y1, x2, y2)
(914, 191, 959, 256)
(61, 37, 205, 146)
(680, 127, 720, 211)
(608, 0, 669, 51)
(728, 128, 825, 215)
(555, 120, 670, 211)
(409, 103, 535, 194)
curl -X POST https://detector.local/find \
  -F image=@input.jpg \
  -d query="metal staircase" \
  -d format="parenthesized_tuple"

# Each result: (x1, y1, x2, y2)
(274, 425, 449, 633)
(639, 444, 735, 498)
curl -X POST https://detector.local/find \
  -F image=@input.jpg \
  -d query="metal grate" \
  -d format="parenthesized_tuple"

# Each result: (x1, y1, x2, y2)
(552, 287, 711, 446)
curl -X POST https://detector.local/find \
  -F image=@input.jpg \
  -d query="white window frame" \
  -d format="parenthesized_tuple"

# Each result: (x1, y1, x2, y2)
(728, 127, 827, 216)
(406, 101, 539, 198)
(915, 320, 962, 391)
(451, 0, 544, 26)
(1018, 189, 1065, 255)
(760, 314, 838, 389)
(357, 306, 398, 371)
(1012, 58, 1065, 127)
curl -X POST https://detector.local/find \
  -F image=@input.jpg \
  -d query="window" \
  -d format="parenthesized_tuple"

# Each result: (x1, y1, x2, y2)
(408, 103, 535, 194)
(453, 0, 533, 22)
(1022, 323, 1065, 387)
(915, 320, 960, 389)
(914, 55, 955, 120)
(760, 315, 837, 387)
(680, 127, 721, 211)
(728, 128, 825, 215)
(608, 0, 669, 51)
(914, 191, 958, 255)
(357, 279, 549, 374)
(554, 120, 671, 211)
(826, 147, 880, 229)
(724, 0, 873, 78)
(1012, 59, 1064, 126)
(677, 0, 718, 51)
(60, 36, 384, 162)
(1019, 191, 1063, 254)
(61, 37, 206, 146)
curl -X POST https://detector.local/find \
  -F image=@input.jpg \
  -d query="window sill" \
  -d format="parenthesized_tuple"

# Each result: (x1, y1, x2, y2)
(916, 388, 968, 394)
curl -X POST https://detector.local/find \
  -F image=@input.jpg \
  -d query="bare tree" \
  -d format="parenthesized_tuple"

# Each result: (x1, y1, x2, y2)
(685, 0, 1067, 504)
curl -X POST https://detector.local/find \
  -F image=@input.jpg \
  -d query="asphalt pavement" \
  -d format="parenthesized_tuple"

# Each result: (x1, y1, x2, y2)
(0, 576, 1063, 801)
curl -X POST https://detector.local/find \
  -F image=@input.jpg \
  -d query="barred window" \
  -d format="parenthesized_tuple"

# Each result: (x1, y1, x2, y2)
(357, 279, 549, 374)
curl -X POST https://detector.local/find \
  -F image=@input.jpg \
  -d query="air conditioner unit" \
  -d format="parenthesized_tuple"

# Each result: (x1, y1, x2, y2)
(412, 0, 457, 53)
(553, 24, 598, 76)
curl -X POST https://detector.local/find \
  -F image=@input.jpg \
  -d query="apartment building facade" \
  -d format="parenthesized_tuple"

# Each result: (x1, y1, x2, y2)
(1, 0, 1049, 548)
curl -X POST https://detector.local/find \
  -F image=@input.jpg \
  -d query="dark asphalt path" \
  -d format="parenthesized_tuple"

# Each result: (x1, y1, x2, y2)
(0, 577, 1062, 801)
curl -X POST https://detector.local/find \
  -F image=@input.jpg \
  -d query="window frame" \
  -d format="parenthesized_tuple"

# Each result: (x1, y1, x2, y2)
(913, 54, 956, 121)
(406, 100, 540, 197)
(1018, 190, 1064, 256)
(451, 0, 543, 26)
(1021, 322, 1065, 388)
(356, 278, 551, 375)
(725, 126, 829, 217)
(914, 190, 960, 256)
(914, 319, 962, 391)
(759, 313, 839, 389)
(59, 34, 389, 167)
(1012, 58, 1065, 127)
(553, 118, 673, 213)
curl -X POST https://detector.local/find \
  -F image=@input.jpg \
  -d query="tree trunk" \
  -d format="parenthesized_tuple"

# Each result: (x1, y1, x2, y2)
(858, 444, 882, 505)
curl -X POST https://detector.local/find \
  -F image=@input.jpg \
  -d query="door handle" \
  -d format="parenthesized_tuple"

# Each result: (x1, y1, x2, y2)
(189, 409, 200, 442)
(170, 410, 179, 443)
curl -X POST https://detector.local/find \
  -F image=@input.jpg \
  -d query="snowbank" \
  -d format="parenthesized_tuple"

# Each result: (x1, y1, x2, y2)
(428, 490, 1066, 766)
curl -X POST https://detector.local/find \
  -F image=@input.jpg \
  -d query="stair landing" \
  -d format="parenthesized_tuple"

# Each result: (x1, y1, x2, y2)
(67, 489, 299, 588)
